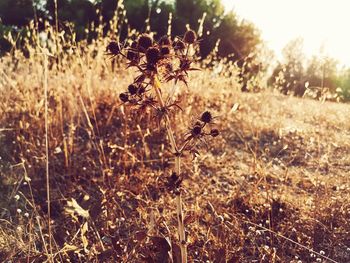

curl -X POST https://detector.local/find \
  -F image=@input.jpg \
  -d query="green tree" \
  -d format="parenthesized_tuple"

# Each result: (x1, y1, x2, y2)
(269, 38, 305, 95)
(46, 0, 97, 39)
(0, 0, 35, 26)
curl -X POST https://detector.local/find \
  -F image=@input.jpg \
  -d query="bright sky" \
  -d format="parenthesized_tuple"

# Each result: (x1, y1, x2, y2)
(222, 0, 350, 66)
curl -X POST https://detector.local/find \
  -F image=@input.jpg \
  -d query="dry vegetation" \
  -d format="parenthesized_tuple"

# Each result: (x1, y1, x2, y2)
(1, 28, 350, 263)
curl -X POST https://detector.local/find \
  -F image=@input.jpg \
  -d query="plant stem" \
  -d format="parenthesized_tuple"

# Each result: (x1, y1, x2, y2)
(153, 76, 187, 263)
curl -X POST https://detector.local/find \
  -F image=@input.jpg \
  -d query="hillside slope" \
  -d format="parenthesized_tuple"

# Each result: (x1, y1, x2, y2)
(0, 54, 349, 262)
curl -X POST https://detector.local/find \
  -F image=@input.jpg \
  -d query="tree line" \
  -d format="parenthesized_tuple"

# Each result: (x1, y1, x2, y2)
(268, 38, 350, 101)
(2, 0, 349, 100)
(0, 0, 261, 62)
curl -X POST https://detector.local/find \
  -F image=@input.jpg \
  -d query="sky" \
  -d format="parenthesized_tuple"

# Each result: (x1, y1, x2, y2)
(222, 0, 350, 66)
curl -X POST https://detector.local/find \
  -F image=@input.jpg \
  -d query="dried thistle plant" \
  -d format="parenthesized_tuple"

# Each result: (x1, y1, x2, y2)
(108, 30, 219, 263)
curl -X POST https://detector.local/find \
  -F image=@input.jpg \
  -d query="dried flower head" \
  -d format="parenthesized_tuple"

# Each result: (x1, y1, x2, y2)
(119, 92, 129, 102)
(126, 41, 139, 62)
(191, 125, 202, 136)
(128, 84, 138, 95)
(159, 35, 172, 46)
(183, 30, 197, 44)
(137, 34, 153, 52)
(173, 39, 186, 51)
(106, 41, 122, 56)
(137, 85, 146, 95)
(210, 129, 219, 137)
(166, 172, 182, 192)
(201, 111, 212, 123)
(134, 74, 146, 84)
(160, 46, 171, 56)
(146, 47, 160, 65)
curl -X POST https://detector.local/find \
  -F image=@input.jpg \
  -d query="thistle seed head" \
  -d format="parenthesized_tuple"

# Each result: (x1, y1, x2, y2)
(183, 30, 197, 44)
(191, 125, 202, 136)
(160, 46, 171, 56)
(134, 74, 146, 84)
(138, 86, 146, 94)
(201, 111, 212, 123)
(106, 41, 121, 55)
(173, 39, 186, 51)
(137, 34, 153, 52)
(119, 92, 129, 102)
(146, 47, 160, 65)
(126, 41, 138, 61)
(128, 84, 138, 95)
(159, 35, 172, 46)
(166, 172, 182, 192)
(127, 50, 138, 61)
(210, 129, 219, 137)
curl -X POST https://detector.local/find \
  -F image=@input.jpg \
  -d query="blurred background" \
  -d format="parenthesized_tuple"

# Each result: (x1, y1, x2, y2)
(1, 0, 350, 101)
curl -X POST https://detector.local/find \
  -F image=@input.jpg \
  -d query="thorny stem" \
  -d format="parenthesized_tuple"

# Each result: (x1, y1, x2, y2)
(153, 76, 187, 263)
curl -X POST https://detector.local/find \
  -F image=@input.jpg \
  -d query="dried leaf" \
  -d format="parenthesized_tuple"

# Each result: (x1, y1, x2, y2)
(65, 198, 90, 221)
(81, 221, 89, 252)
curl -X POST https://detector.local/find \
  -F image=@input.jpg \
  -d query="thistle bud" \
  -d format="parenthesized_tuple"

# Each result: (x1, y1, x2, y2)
(159, 35, 172, 46)
(191, 125, 202, 136)
(128, 84, 138, 95)
(201, 111, 212, 123)
(119, 92, 129, 102)
(137, 34, 153, 52)
(160, 46, 171, 56)
(183, 30, 197, 44)
(126, 41, 139, 61)
(138, 86, 146, 94)
(210, 129, 219, 137)
(146, 47, 160, 65)
(106, 41, 121, 55)
(173, 40, 186, 51)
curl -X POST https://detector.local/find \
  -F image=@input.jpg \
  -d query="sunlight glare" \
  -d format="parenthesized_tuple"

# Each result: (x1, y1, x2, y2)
(222, 0, 350, 65)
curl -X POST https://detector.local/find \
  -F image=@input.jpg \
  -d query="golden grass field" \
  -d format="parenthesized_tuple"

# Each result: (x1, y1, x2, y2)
(1, 37, 350, 262)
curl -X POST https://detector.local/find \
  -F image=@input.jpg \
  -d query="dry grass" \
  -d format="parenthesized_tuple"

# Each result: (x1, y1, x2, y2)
(0, 35, 350, 263)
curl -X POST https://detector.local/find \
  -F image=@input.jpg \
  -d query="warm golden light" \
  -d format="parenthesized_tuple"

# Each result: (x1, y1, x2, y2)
(223, 0, 350, 65)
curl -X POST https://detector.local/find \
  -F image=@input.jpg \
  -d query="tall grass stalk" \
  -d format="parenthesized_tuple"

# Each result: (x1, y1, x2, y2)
(43, 50, 53, 262)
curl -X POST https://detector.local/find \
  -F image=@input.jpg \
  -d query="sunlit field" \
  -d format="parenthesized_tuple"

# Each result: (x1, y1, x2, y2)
(1, 1, 350, 263)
